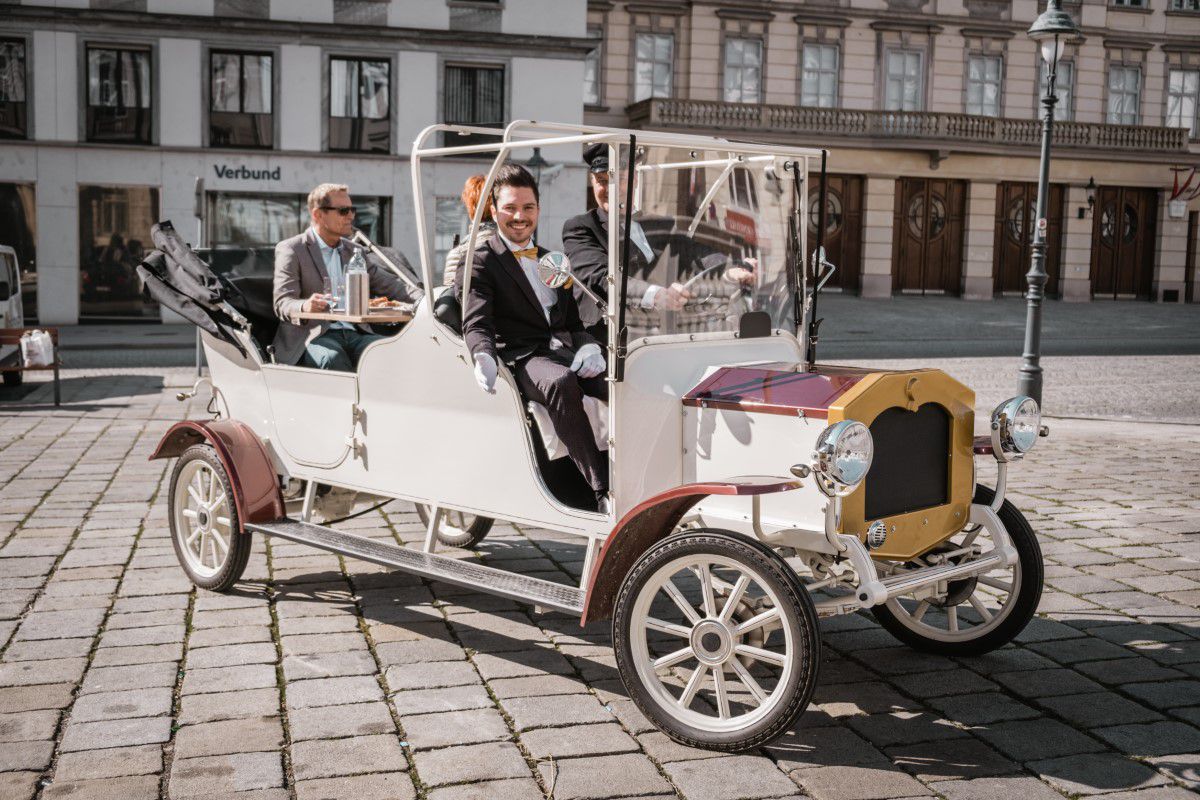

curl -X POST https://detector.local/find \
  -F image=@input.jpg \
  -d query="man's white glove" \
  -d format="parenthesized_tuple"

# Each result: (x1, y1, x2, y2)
(473, 352, 498, 393)
(570, 343, 606, 379)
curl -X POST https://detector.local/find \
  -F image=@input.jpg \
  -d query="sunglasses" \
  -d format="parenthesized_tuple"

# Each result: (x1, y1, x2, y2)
(320, 205, 357, 216)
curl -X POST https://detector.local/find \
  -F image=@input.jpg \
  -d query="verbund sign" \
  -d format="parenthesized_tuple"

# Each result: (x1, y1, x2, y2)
(213, 165, 281, 181)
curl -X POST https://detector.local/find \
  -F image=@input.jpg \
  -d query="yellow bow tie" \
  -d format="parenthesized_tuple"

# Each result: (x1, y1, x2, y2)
(512, 247, 538, 260)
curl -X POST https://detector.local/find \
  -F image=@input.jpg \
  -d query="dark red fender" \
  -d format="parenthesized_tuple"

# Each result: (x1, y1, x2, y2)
(149, 419, 284, 532)
(580, 476, 802, 625)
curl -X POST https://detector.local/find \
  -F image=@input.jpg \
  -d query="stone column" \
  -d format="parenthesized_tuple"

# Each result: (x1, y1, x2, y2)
(1060, 183, 1093, 302)
(962, 181, 998, 300)
(861, 177, 896, 298)
(1153, 190, 1188, 303)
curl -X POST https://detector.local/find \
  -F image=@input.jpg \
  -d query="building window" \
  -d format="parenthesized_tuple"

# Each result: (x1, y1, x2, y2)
(1167, 69, 1199, 137)
(443, 63, 504, 147)
(1106, 65, 1141, 125)
(79, 185, 160, 319)
(86, 46, 152, 144)
(801, 43, 839, 108)
(583, 28, 601, 106)
(1169, 0, 1200, 10)
(434, 196, 468, 283)
(634, 33, 674, 102)
(723, 37, 762, 104)
(209, 51, 273, 149)
(1111, 0, 1145, 6)
(0, 183, 36, 318)
(0, 40, 27, 140)
(884, 49, 924, 111)
(728, 167, 759, 212)
(1038, 59, 1074, 121)
(966, 54, 1002, 117)
(330, 57, 390, 153)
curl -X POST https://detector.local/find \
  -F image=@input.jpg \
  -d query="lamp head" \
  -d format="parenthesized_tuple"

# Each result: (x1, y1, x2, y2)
(1029, 1, 1080, 64)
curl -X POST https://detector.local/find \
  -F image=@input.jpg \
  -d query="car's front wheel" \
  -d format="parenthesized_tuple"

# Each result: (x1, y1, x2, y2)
(168, 444, 252, 592)
(613, 530, 820, 752)
(416, 504, 494, 549)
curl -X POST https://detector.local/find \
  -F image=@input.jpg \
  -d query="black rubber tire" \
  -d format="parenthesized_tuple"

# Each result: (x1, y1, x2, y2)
(612, 529, 821, 753)
(415, 504, 494, 549)
(871, 484, 1044, 657)
(3, 371, 22, 387)
(167, 444, 252, 592)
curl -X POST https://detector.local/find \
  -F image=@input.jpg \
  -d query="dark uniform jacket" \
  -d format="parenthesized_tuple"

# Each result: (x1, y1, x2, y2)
(561, 208, 664, 334)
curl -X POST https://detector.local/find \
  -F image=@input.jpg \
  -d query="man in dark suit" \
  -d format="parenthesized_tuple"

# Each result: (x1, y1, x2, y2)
(461, 165, 610, 510)
(272, 183, 421, 369)
(562, 144, 757, 340)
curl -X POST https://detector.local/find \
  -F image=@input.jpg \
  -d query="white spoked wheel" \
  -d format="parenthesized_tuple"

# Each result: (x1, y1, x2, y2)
(614, 530, 819, 752)
(168, 444, 251, 592)
(416, 504, 494, 549)
(872, 485, 1043, 656)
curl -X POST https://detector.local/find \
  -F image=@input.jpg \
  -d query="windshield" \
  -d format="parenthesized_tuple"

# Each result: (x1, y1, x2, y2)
(614, 144, 805, 339)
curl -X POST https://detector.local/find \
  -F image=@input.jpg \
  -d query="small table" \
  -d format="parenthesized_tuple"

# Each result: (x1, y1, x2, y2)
(295, 309, 413, 324)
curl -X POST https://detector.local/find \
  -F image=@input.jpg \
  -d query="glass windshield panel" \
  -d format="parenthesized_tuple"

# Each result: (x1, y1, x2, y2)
(613, 144, 802, 339)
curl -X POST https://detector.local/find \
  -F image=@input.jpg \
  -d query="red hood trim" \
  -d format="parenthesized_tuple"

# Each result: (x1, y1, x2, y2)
(681, 362, 871, 419)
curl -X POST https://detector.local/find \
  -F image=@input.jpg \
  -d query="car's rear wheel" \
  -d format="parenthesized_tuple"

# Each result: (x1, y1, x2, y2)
(168, 444, 252, 592)
(871, 485, 1043, 657)
(613, 530, 820, 752)
(416, 504, 494, 549)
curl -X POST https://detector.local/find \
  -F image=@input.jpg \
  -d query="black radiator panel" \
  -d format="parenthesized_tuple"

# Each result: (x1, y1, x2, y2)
(864, 403, 950, 520)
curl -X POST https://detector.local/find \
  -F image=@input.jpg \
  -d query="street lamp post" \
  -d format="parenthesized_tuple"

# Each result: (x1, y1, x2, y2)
(525, 147, 549, 185)
(1017, 0, 1080, 407)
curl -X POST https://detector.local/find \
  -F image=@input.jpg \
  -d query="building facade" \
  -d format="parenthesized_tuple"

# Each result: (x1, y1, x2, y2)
(583, 0, 1200, 302)
(0, 0, 591, 323)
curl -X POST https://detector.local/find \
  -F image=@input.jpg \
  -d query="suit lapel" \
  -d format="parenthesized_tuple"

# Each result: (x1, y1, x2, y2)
(490, 235, 546, 324)
(303, 229, 327, 282)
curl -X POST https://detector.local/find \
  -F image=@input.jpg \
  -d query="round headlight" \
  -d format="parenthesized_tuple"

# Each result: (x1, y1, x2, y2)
(814, 420, 874, 488)
(991, 396, 1041, 456)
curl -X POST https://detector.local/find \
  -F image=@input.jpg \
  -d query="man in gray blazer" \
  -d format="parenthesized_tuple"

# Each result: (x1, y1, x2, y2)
(272, 183, 420, 370)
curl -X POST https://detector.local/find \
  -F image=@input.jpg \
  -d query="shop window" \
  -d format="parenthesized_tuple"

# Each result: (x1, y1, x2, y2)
(0, 40, 27, 140)
(210, 51, 273, 149)
(329, 57, 390, 153)
(442, 63, 504, 148)
(206, 192, 390, 248)
(634, 33, 673, 102)
(0, 183, 36, 319)
(79, 185, 160, 319)
(86, 46, 153, 144)
(723, 37, 762, 104)
(801, 43, 839, 109)
(966, 55, 1002, 117)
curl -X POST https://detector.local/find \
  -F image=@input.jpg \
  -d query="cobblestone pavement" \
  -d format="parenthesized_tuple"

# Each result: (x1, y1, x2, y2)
(0, 365, 1198, 800)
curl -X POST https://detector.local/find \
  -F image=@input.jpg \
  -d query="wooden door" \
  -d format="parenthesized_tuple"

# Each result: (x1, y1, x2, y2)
(1090, 186, 1158, 299)
(992, 182, 1065, 297)
(808, 175, 864, 293)
(892, 178, 967, 295)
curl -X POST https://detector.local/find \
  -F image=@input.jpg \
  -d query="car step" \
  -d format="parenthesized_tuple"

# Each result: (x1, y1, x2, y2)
(246, 518, 584, 615)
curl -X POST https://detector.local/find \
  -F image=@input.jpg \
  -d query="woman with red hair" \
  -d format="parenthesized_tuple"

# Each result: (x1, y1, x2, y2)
(443, 174, 495, 287)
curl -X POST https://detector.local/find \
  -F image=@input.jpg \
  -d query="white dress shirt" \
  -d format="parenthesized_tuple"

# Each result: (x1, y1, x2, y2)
(498, 231, 558, 324)
(313, 228, 353, 330)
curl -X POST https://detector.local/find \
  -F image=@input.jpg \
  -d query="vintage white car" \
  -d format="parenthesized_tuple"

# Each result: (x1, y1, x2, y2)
(146, 121, 1047, 752)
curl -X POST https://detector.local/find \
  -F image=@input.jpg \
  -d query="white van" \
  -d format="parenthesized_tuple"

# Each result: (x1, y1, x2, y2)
(0, 245, 26, 386)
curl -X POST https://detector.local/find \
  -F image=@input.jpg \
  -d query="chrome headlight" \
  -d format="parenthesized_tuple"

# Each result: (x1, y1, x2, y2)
(813, 420, 874, 490)
(991, 396, 1041, 458)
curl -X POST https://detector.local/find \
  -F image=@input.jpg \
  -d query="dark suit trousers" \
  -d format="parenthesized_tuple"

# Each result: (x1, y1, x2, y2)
(512, 348, 610, 495)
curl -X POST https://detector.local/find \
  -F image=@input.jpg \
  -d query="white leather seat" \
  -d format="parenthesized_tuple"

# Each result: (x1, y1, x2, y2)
(527, 397, 609, 460)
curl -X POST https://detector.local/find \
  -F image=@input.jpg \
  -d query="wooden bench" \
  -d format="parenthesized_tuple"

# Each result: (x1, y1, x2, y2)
(0, 328, 62, 406)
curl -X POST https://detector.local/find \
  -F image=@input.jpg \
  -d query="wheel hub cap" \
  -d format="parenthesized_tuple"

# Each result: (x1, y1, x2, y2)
(197, 509, 211, 531)
(690, 619, 733, 666)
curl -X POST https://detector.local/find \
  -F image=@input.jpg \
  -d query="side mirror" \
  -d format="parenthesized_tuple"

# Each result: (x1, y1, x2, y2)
(537, 251, 573, 289)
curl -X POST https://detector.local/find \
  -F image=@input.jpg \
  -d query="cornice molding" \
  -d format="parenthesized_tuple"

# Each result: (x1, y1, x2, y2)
(792, 12, 852, 29)
(959, 26, 1015, 40)
(870, 19, 944, 34)
(1103, 37, 1154, 52)
(715, 8, 776, 22)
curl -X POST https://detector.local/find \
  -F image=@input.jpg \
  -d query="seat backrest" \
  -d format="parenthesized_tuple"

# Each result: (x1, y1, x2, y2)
(433, 288, 463, 336)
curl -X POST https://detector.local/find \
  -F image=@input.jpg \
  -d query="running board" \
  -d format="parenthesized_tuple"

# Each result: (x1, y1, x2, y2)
(247, 518, 584, 615)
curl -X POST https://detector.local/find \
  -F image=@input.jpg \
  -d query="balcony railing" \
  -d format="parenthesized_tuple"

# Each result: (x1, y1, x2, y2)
(627, 98, 1190, 156)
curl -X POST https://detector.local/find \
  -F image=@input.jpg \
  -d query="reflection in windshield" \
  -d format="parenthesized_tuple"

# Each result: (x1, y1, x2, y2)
(617, 146, 802, 339)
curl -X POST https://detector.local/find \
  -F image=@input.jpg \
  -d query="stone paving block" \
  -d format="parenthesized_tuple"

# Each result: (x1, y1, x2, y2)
(280, 632, 370, 657)
(790, 764, 932, 800)
(520, 722, 639, 761)
(1073, 657, 1187, 685)
(502, 693, 612, 732)
(845, 710, 966, 748)
(470, 646, 577, 681)
(0, 771, 39, 800)
(291, 734, 408, 781)
(0, 710, 59, 742)
(932, 775, 1069, 800)
(488, 673, 583, 699)
(888, 668, 999, 699)
(4, 637, 93, 662)
(1038, 691, 1164, 727)
(282, 650, 378, 682)
(0, 684, 76, 713)
(277, 613, 361, 636)
(42, 774, 160, 800)
(286, 675, 383, 709)
(183, 642, 278, 670)
(1028, 752, 1170, 796)
(535, 752, 672, 800)
(288, 702, 396, 742)
(1121, 679, 1200, 710)
(374, 638, 466, 666)
(182, 663, 277, 696)
(971, 718, 1106, 761)
(187, 625, 272, 649)
(1093, 720, 1200, 756)
(1027, 636, 1137, 664)
(53, 743, 163, 781)
(178, 687, 280, 725)
(0, 657, 88, 687)
(411, 741, 530, 788)
(402, 707, 510, 750)
(426, 778, 541, 800)
(70, 687, 174, 723)
(173, 716, 283, 757)
(106, 609, 185, 631)
(92, 641, 184, 668)
(925, 693, 1042, 727)
(664, 754, 800, 800)
(294, 772, 416, 800)
(1146, 752, 1200, 789)
(0, 740, 54, 772)
(59, 716, 173, 752)
(190, 606, 272, 629)
(637, 730, 725, 763)
(168, 751, 285, 797)
(391, 684, 494, 717)
(13, 608, 106, 641)
(816, 682, 921, 717)
(886, 738, 1020, 781)
(81, 662, 177, 694)
(382, 659, 480, 692)
(991, 667, 1106, 698)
